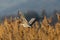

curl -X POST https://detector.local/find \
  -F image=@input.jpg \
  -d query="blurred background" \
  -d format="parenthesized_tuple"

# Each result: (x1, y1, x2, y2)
(0, 0, 60, 20)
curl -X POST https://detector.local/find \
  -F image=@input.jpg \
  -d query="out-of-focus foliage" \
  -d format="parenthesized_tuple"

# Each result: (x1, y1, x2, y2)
(0, 13, 60, 40)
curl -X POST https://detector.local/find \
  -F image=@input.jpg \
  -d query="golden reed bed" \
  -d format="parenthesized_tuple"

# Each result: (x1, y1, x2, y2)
(0, 15, 60, 40)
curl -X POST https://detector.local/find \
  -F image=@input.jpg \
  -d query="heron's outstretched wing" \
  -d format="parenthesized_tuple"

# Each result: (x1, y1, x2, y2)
(29, 18, 36, 26)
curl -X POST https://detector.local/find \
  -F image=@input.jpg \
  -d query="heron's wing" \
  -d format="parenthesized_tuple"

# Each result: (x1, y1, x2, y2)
(19, 12, 28, 24)
(29, 18, 36, 25)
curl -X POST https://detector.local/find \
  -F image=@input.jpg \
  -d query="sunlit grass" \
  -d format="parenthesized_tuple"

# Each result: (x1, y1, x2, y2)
(0, 14, 60, 40)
